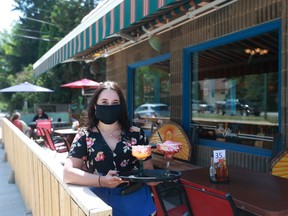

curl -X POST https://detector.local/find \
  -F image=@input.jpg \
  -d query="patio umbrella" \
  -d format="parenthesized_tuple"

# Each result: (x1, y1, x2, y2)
(0, 81, 54, 111)
(0, 82, 54, 93)
(61, 78, 100, 95)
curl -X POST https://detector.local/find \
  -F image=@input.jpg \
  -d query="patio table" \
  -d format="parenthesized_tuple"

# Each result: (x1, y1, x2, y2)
(54, 128, 78, 144)
(180, 166, 288, 216)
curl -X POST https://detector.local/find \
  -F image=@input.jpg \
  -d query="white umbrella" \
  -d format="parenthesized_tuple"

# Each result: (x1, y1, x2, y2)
(0, 82, 54, 111)
(0, 82, 54, 93)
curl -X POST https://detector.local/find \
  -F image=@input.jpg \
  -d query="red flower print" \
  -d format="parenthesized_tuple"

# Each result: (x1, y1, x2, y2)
(86, 137, 94, 148)
(120, 159, 129, 167)
(123, 140, 132, 147)
(95, 151, 105, 161)
(131, 138, 137, 145)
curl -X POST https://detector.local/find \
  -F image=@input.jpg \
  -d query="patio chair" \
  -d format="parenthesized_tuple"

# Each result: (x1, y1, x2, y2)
(36, 126, 49, 148)
(180, 179, 240, 216)
(41, 128, 70, 153)
(151, 181, 192, 216)
(35, 119, 52, 138)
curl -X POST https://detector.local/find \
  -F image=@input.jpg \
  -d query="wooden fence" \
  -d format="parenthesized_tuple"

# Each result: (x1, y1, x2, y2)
(1, 118, 112, 216)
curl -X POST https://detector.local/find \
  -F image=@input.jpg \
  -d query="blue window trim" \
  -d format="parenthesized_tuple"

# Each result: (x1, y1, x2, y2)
(182, 19, 282, 157)
(199, 139, 272, 157)
(127, 53, 171, 121)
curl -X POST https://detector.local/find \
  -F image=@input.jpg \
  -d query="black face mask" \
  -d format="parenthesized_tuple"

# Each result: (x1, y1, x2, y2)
(95, 104, 122, 124)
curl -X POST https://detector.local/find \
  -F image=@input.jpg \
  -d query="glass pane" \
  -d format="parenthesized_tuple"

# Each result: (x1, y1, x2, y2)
(191, 31, 278, 149)
(133, 60, 170, 132)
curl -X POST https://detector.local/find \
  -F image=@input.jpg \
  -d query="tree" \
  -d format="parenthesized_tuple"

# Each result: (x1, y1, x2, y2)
(0, 0, 99, 112)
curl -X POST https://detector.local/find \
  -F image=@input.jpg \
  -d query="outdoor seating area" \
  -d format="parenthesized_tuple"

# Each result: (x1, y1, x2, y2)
(2, 113, 288, 216)
(21, 112, 72, 130)
(1, 117, 112, 216)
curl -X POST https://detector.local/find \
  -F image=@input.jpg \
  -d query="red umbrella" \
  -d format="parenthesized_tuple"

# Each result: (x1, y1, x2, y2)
(61, 78, 101, 95)
(61, 78, 100, 88)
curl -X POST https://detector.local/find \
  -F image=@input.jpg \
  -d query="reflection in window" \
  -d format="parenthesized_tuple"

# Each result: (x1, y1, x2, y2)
(191, 31, 278, 149)
(133, 61, 170, 130)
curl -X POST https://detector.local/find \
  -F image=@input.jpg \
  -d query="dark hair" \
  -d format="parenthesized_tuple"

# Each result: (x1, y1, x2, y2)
(86, 81, 130, 131)
(38, 107, 45, 114)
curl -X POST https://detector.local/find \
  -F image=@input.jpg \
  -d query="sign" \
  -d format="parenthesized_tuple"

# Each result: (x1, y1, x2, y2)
(213, 149, 226, 163)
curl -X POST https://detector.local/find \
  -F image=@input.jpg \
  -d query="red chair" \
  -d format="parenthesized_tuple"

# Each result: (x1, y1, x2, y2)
(180, 179, 240, 216)
(42, 128, 70, 153)
(151, 181, 192, 216)
(36, 126, 49, 148)
(35, 119, 52, 137)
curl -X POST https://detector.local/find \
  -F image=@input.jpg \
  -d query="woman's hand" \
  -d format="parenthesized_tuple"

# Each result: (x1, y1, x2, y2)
(100, 170, 127, 188)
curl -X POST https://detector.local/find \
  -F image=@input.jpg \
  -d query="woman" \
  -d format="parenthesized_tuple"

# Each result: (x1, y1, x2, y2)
(10, 112, 31, 137)
(33, 107, 49, 122)
(63, 81, 157, 216)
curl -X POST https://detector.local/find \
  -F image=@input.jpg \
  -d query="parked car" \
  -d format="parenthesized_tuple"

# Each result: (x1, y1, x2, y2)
(192, 100, 214, 113)
(216, 99, 260, 116)
(134, 103, 170, 118)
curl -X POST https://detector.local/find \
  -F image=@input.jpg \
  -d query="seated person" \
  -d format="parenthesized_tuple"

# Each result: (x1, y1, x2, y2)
(33, 107, 49, 122)
(10, 112, 31, 137)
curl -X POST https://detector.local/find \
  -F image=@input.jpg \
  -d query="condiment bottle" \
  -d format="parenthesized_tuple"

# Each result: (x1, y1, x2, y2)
(209, 154, 217, 182)
(216, 159, 226, 182)
(223, 159, 229, 182)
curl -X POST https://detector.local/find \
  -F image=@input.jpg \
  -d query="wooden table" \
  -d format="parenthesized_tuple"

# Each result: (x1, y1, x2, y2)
(54, 128, 78, 144)
(180, 167, 288, 216)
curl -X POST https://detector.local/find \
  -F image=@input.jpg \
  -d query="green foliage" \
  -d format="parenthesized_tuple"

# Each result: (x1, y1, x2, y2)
(0, 0, 100, 113)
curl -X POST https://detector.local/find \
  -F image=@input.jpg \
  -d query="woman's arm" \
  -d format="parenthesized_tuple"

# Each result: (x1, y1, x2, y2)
(63, 157, 126, 188)
(63, 157, 101, 187)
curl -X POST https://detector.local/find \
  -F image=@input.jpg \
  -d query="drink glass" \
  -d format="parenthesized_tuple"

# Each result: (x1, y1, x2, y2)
(132, 145, 152, 176)
(156, 141, 182, 176)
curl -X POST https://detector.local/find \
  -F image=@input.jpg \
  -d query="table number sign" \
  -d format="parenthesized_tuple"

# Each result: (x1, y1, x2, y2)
(213, 149, 226, 163)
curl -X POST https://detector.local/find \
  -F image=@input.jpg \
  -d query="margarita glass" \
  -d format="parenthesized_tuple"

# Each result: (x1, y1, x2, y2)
(132, 145, 152, 176)
(156, 141, 182, 175)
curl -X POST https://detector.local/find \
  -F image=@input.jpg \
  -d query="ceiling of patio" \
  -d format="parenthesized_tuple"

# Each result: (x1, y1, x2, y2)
(149, 30, 278, 78)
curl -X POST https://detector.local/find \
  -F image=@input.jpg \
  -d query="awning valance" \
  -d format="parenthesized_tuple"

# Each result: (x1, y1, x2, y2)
(33, 0, 237, 76)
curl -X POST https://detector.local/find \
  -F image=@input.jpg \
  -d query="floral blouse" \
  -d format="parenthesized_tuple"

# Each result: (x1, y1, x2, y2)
(68, 126, 150, 175)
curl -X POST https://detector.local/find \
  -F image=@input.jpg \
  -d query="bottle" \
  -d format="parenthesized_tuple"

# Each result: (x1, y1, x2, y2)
(223, 159, 229, 182)
(209, 154, 217, 182)
(216, 159, 229, 182)
(216, 159, 224, 182)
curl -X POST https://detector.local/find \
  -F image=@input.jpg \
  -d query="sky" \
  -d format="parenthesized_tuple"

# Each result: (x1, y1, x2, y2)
(0, 0, 21, 32)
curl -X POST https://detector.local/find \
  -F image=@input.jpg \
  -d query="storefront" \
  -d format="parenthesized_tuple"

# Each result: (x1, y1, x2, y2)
(33, 0, 288, 172)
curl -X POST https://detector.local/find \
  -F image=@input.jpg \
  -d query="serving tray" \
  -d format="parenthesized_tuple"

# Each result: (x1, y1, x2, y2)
(118, 169, 182, 182)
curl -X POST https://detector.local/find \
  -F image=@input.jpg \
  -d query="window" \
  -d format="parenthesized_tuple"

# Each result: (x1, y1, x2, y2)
(190, 30, 279, 150)
(132, 59, 170, 129)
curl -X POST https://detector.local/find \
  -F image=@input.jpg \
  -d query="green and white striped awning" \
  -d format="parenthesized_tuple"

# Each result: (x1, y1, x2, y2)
(33, 0, 236, 76)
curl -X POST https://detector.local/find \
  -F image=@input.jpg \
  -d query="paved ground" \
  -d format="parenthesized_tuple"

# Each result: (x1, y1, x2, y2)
(0, 120, 29, 216)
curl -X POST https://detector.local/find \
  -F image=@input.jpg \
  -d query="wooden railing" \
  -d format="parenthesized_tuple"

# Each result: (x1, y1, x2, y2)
(1, 118, 112, 216)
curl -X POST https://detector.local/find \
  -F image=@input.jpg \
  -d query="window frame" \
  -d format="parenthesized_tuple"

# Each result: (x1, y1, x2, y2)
(127, 53, 171, 121)
(182, 19, 282, 157)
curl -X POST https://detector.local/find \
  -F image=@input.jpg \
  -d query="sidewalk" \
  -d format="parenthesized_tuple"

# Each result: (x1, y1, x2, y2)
(0, 125, 29, 216)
